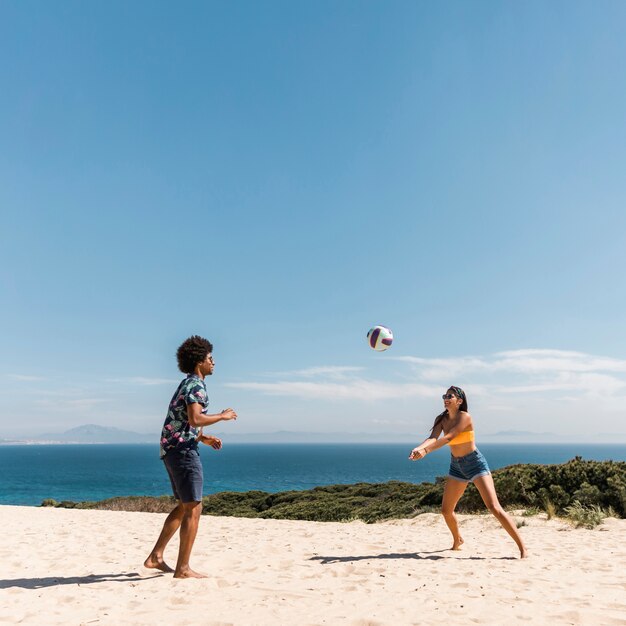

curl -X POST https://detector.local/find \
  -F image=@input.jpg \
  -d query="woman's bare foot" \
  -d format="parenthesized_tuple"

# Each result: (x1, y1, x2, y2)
(451, 537, 464, 551)
(173, 566, 208, 579)
(519, 547, 528, 559)
(144, 555, 174, 573)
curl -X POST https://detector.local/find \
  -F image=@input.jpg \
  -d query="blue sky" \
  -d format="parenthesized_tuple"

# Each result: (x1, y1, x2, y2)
(2, 1, 626, 440)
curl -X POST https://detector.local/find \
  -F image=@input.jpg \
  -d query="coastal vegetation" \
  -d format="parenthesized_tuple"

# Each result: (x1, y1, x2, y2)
(41, 457, 626, 527)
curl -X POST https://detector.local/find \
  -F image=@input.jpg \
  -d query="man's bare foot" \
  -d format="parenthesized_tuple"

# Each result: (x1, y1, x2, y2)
(144, 555, 174, 573)
(519, 548, 528, 559)
(173, 567, 208, 579)
(451, 537, 464, 551)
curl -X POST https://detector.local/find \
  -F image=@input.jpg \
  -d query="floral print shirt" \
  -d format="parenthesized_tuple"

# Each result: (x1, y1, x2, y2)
(159, 374, 208, 457)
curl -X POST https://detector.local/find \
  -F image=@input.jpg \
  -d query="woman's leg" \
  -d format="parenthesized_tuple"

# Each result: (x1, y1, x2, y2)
(473, 474, 527, 558)
(441, 478, 468, 550)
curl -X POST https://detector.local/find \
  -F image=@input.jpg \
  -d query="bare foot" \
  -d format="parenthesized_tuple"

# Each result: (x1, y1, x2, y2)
(520, 548, 528, 559)
(144, 555, 174, 573)
(173, 567, 208, 579)
(451, 537, 464, 551)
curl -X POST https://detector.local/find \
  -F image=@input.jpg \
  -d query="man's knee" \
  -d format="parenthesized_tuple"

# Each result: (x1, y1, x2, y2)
(181, 501, 202, 517)
(171, 502, 185, 517)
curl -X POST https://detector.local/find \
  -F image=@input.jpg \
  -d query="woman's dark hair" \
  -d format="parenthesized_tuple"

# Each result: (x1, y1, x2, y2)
(176, 335, 213, 374)
(430, 386, 469, 435)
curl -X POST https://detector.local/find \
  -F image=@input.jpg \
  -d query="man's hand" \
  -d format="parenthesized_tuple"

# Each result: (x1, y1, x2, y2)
(220, 408, 237, 421)
(199, 434, 222, 450)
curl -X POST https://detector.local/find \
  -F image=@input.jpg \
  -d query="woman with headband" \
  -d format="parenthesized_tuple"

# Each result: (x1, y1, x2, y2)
(410, 386, 527, 558)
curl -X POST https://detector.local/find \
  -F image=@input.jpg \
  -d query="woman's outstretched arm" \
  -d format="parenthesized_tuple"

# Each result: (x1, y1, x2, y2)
(409, 422, 444, 459)
(411, 412, 473, 459)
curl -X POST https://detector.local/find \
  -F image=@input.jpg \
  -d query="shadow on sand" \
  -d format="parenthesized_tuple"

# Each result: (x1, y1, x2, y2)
(310, 550, 516, 564)
(0, 571, 164, 590)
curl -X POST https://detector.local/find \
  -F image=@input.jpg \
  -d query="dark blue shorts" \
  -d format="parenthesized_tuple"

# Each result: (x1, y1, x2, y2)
(162, 448, 203, 503)
(448, 449, 491, 483)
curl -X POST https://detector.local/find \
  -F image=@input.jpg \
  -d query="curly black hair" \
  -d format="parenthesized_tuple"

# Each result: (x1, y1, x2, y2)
(176, 335, 214, 374)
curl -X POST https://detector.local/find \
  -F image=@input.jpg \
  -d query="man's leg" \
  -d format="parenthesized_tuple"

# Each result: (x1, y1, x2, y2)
(174, 501, 206, 579)
(144, 501, 185, 572)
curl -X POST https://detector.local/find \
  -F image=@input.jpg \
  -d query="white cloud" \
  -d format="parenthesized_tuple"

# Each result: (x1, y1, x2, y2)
(393, 349, 626, 400)
(264, 366, 366, 379)
(5, 349, 626, 437)
(225, 380, 437, 401)
(226, 349, 626, 405)
(7, 374, 45, 381)
(35, 397, 109, 411)
(395, 348, 626, 374)
(105, 377, 179, 386)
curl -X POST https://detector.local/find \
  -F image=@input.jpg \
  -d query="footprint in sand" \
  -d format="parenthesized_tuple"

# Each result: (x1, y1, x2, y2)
(450, 581, 470, 589)
(169, 597, 188, 605)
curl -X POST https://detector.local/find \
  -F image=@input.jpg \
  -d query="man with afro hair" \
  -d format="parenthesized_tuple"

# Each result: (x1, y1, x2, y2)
(144, 335, 237, 578)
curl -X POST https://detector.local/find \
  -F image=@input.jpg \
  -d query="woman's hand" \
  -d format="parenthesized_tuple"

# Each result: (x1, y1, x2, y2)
(409, 447, 427, 461)
(199, 434, 222, 450)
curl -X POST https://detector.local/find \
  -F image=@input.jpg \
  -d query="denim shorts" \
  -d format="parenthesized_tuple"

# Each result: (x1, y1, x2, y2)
(448, 449, 491, 483)
(162, 447, 203, 503)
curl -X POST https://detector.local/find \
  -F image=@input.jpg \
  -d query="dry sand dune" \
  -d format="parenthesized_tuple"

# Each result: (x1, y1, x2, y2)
(1, 505, 625, 625)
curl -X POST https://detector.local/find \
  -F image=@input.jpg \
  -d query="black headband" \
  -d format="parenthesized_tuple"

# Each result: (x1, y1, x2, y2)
(449, 386, 465, 399)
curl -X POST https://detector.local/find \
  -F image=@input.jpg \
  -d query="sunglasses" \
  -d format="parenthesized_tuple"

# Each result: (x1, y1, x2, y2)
(442, 393, 457, 400)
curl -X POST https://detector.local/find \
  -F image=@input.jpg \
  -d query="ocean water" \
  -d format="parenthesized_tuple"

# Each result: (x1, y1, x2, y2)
(2, 443, 626, 506)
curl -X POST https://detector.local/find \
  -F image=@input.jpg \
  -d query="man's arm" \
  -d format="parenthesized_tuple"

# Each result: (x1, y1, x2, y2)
(187, 402, 237, 428)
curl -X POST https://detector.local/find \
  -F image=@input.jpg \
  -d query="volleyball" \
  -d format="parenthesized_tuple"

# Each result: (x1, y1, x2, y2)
(367, 325, 393, 351)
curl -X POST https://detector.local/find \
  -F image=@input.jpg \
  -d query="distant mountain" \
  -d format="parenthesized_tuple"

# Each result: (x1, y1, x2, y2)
(481, 430, 626, 443)
(480, 430, 560, 443)
(7, 425, 626, 445)
(33, 424, 153, 444)
(208, 430, 414, 444)
(492, 430, 556, 437)
(19, 427, 415, 445)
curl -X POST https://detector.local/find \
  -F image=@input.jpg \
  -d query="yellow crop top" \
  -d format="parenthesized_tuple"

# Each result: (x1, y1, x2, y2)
(448, 430, 475, 446)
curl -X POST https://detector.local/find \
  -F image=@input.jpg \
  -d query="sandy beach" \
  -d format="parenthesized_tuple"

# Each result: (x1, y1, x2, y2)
(1, 505, 625, 625)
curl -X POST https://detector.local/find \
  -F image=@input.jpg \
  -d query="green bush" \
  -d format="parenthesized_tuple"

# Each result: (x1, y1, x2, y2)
(572, 482, 602, 507)
(41, 457, 626, 522)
